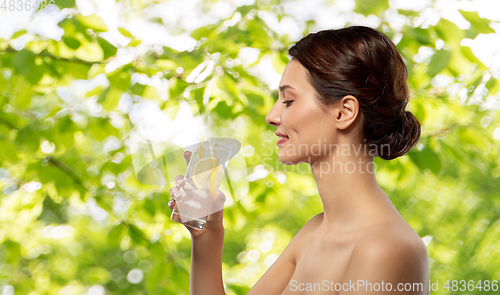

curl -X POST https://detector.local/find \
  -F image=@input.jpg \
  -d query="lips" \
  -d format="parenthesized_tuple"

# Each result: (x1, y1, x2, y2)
(276, 131, 289, 146)
(277, 137, 289, 146)
(275, 132, 288, 138)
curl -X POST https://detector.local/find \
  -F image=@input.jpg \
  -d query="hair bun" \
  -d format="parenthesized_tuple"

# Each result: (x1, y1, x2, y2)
(379, 110, 421, 160)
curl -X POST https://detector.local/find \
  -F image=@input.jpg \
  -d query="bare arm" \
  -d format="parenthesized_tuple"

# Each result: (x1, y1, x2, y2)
(169, 151, 227, 295)
(190, 231, 226, 295)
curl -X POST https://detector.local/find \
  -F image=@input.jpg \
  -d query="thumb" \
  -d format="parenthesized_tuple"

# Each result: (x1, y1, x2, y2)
(207, 190, 226, 224)
(183, 151, 192, 165)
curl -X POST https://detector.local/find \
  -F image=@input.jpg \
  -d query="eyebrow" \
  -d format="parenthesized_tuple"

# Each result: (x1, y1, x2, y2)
(279, 84, 296, 92)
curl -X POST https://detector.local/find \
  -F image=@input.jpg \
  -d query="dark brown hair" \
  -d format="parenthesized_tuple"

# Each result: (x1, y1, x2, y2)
(289, 26, 421, 160)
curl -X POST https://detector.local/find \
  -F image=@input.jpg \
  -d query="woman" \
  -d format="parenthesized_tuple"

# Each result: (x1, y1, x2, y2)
(168, 26, 430, 295)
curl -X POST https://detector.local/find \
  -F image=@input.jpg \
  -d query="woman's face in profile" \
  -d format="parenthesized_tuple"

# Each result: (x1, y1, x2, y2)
(265, 58, 339, 165)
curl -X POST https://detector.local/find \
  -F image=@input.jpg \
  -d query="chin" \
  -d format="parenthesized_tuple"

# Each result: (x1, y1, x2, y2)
(278, 149, 309, 165)
(278, 140, 312, 165)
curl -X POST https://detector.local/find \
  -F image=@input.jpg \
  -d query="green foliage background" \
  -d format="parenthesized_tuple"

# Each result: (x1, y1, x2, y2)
(1, 0, 500, 294)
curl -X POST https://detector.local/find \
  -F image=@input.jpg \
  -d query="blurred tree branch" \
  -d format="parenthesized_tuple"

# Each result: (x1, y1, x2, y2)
(0, 113, 89, 193)
(47, 156, 89, 192)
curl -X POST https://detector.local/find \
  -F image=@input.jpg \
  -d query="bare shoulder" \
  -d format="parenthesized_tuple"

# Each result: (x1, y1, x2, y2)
(341, 223, 430, 294)
(301, 212, 324, 232)
(352, 224, 428, 265)
(292, 212, 324, 240)
(288, 212, 325, 260)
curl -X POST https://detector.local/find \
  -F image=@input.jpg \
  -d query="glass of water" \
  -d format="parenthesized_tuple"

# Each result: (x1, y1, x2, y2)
(170, 136, 234, 230)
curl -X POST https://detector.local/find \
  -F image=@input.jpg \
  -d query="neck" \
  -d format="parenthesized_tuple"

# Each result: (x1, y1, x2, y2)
(309, 143, 398, 229)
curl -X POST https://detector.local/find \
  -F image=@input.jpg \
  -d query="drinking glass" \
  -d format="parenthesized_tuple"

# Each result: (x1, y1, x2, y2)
(171, 136, 233, 230)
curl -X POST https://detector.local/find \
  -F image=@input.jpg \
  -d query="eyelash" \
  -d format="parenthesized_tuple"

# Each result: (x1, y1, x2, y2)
(282, 100, 293, 107)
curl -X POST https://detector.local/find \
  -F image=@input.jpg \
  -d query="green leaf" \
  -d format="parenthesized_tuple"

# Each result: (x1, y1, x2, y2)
(354, 0, 389, 16)
(118, 27, 134, 38)
(0, 140, 19, 164)
(37, 195, 68, 224)
(54, 115, 77, 149)
(128, 224, 149, 245)
(147, 261, 166, 292)
(143, 85, 161, 101)
(191, 25, 217, 41)
(460, 46, 487, 69)
(11, 29, 27, 39)
(98, 86, 122, 111)
(108, 70, 131, 91)
(143, 198, 156, 216)
(486, 78, 500, 96)
(408, 144, 442, 175)
(459, 10, 495, 34)
(130, 83, 146, 96)
(129, 38, 142, 47)
(108, 222, 125, 248)
(58, 18, 77, 35)
(7, 76, 32, 109)
(428, 50, 452, 77)
(236, 5, 255, 17)
(15, 126, 40, 153)
(54, 0, 76, 9)
(434, 19, 464, 46)
(75, 14, 108, 32)
(62, 36, 81, 49)
(64, 62, 91, 80)
(90, 118, 118, 140)
(169, 78, 188, 100)
(95, 195, 112, 212)
(82, 267, 110, 284)
(2, 240, 21, 264)
(75, 41, 104, 62)
(247, 18, 272, 47)
(26, 64, 47, 84)
(255, 190, 267, 203)
(271, 52, 287, 75)
(97, 37, 117, 60)
(12, 49, 36, 75)
(58, 115, 77, 133)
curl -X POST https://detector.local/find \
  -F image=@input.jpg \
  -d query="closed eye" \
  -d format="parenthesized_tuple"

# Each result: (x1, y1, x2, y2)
(282, 100, 293, 107)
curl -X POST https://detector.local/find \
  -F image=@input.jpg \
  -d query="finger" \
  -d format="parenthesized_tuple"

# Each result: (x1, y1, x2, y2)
(170, 201, 183, 224)
(169, 186, 182, 201)
(183, 151, 192, 165)
(207, 190, 226, 224)
(174, 175, 185, 187)
(168, 199, 175, 210)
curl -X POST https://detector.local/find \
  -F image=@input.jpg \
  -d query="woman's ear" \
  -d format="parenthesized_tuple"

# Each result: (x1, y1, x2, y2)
(334, 95, 360, 130)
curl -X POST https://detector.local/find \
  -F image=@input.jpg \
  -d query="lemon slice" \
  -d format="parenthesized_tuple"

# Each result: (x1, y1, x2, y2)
(210, 165, 225, 199)
(198, 136, 206, 159)
(191, 156, 218, 189)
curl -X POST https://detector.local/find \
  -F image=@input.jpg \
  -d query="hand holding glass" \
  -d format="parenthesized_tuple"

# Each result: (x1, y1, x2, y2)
(170, 136, 233, 230)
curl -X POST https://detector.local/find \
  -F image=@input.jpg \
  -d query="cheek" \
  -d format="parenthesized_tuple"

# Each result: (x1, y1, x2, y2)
(301, 110, 337, 149)
(292, 106, 325, 137)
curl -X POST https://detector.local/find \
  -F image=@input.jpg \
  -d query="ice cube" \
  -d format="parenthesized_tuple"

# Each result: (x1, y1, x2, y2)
(183, 180, 195, 190)
(193, 189, 209, 199)
(184, 199, 201, 209)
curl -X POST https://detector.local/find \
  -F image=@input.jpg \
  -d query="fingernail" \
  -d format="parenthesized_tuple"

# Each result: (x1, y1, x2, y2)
(168, 199, 174, 207)
(176, 178, 184, 186)
(218, 192, 224, 200)
(173, 192, 180, 200)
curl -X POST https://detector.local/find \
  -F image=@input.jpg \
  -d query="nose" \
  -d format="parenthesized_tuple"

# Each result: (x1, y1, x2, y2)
(265, 101, 281, 127)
